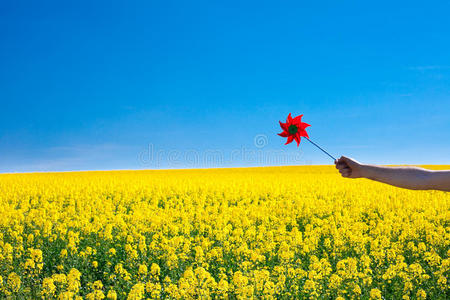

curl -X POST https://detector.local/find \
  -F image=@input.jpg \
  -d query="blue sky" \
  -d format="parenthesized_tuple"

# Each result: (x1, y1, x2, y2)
(1, 0, 450, 172)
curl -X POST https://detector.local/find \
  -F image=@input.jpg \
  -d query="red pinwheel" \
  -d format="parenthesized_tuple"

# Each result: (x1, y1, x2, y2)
(278, 113, 310, 146)
(278, 113, 336, 161)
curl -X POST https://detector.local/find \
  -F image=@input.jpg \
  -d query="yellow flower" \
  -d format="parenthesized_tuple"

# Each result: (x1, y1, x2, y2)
(67, 268, 82, 293)
(27, 233, 34, 243)
(263, 280, 275, 296)
(106, 289, 117, 300)
(138, 264, 148, 275)
(417, 242, 426, 252)
(127, 283, 145, 300)
(370, 288, 382, 299)
(145, 282, 161, 298)
(85, 246, 93, 255)
(352, 284, 361, 295)
(303, 280, 318, 298)
(52, 273, 67, 284)
(329, 274, 341, 290)
(437, 275, 447, 290)
(150, 263, 160, 276)
(86, 290, 106, 300)
(58, 291, 76, 299)
(217, 278, 229, 296)
(416, 289, 426, 300)
(93, 280, 103, 290)
(7, 272, 21, 293)
(24, 258, 35, 270)
(60, 249, 68, 258)
(42, 277, 56, 296)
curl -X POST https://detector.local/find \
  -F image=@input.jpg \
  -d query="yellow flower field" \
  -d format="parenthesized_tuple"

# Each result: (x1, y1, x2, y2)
(0, 166, 448, 299)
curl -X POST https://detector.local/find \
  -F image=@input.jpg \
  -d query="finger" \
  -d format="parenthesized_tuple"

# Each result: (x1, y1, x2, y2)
(339, 156, 352, 165)
(337, 157, 349, 166)
(336, 162, 348, 168)
(339, 168, 351, 176)
(341, 170, 351, 177)
(336, 163, 350, 170)
(339, 169, 350, 175)
(335, 162, 348, 170)
(340, 156, 356, 166)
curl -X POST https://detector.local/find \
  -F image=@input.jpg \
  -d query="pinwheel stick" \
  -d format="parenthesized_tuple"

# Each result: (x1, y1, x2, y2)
(305, 137, 336, 161)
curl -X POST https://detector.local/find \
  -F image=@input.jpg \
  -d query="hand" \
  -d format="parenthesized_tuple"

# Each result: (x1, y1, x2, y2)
(335, 156, 364, 178)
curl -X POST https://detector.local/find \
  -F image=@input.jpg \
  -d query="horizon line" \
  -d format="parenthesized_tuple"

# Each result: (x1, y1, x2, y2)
(1, 164, 450, 175)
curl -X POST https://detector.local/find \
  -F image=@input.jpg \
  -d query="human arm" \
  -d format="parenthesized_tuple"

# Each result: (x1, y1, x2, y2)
(335, 156, 450, 192)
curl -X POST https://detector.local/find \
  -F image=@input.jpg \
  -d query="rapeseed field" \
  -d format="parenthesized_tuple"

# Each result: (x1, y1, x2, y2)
(0, 166, 448, 299)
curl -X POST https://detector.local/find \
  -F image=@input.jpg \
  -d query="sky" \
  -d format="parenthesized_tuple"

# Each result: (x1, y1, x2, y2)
(1, 0, 450, 172)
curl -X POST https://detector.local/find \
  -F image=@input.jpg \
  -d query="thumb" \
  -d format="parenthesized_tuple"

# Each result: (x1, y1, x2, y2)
(339, 156, 359, 167)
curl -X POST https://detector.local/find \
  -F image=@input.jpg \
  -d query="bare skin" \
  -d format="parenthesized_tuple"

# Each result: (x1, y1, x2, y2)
(335, 156, 450, 192)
